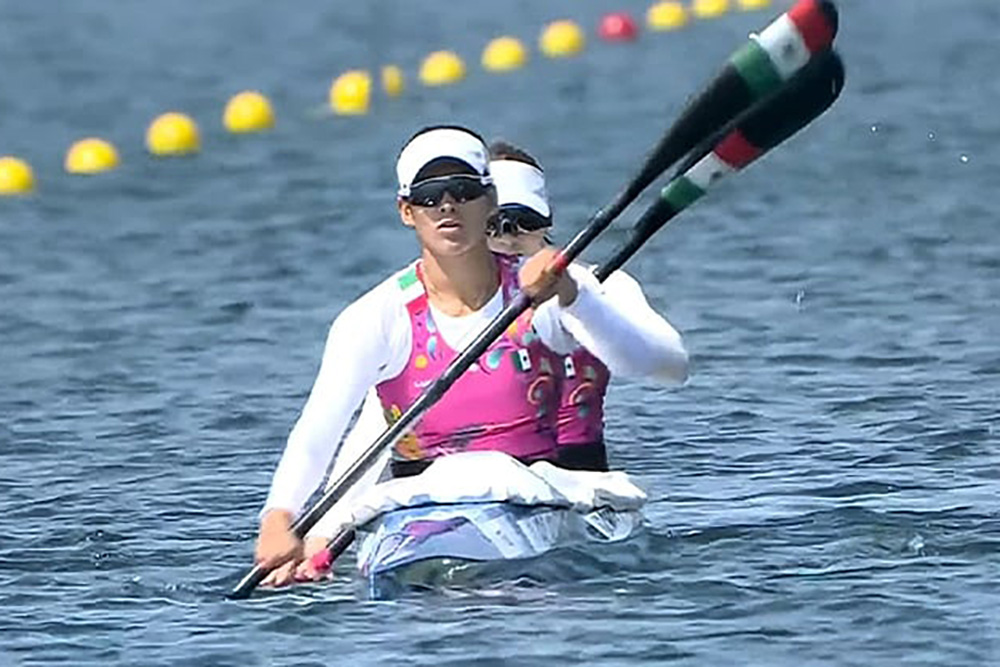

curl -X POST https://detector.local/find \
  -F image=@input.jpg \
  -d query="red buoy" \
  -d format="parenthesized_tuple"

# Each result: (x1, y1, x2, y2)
(598, 12, 638, 42)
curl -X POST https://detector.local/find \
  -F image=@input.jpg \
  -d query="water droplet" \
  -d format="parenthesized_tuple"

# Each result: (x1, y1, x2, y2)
(870, 124, 879, 133)
(907, 534, 925, 554)
(927, 132, 936, 141)
(794, 290, 805, 309)
(960, 154, 970, 164)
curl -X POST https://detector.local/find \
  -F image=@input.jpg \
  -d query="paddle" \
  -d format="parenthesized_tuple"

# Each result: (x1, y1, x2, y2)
(228, 2, 841, 600)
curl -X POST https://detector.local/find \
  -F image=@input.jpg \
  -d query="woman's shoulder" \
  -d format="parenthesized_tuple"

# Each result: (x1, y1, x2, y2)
(351, 262, 419, 307)
(331, 262, 418, 336)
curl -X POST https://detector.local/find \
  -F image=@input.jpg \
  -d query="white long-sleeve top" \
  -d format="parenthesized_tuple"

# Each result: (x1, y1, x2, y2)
(305, 267, 686, 538)
(263, 263, 688, 517)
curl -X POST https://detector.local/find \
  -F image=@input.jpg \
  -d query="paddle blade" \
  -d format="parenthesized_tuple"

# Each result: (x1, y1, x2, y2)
(626, 0, 839, 202)
(670, 49, 844, 195)
(595, 49, 845, 281)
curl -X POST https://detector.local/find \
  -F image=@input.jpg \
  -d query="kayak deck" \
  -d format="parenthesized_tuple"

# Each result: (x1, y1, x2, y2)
(340, 452, 648, 597)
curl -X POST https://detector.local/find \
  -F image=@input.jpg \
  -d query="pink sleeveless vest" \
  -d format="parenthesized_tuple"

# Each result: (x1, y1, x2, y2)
(556, 346, 611, 447)
(376, 255, 563, 463)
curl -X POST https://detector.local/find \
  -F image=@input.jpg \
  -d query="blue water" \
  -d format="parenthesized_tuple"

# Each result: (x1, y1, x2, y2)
(2, 0, 998, 664)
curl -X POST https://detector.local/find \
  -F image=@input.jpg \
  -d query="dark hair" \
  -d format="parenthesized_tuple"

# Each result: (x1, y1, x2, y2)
(488, 140, 543, 170)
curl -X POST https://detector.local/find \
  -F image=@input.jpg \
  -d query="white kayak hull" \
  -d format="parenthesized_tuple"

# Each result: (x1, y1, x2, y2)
(356, 501, 643, 580)
(332, 451, 647, 594)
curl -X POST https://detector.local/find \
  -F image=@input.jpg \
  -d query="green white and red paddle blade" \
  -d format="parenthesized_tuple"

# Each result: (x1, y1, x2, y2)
(670, 48, 845, 199)
(627, 0, 838, 203)
(595, 49, 845, 281)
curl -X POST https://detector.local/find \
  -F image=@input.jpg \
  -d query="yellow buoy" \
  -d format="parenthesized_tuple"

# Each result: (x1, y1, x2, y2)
(647, 2, 689, 31)
(382, 65, 405, 98)
(330, 70, 372, 115)
(146, 112, 201, 156)
(737, 0, 771, 10)
(0, 156, 35, 195)
(482, 36, 528, 72)
(419, 51, 466, 86)
(223, 91, 275, 133)
(64, 138, 120, 174)
(692, 0, 730, 19)
(540, 20, 585, 58)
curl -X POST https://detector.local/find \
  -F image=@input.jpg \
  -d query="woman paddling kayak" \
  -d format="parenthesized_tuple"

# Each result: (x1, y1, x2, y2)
(256, 126, 689, 585)
(282, 140, 692, 584)
(486, 140, 688, 471)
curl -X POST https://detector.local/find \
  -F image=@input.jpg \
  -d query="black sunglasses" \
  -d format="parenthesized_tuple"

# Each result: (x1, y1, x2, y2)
(487, 205, 552, 237)
(406, 175, 490, 207)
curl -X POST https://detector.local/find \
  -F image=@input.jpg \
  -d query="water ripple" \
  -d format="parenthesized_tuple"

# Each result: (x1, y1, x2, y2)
(2, 0, 999, 664)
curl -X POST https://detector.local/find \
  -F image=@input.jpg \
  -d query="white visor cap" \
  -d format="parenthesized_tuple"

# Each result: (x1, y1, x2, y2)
(396, 128, 492, 197)
(489, 159, 551, 219)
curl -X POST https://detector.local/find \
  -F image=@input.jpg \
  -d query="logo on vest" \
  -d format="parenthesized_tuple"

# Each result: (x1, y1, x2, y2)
(512, 348, 532, 373)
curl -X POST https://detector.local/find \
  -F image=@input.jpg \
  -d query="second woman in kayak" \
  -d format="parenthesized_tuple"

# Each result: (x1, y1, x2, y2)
(487, 140, 689, 472)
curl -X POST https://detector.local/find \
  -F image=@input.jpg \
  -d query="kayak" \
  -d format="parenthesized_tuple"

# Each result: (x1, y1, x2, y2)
(319, 451, 647, 597)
